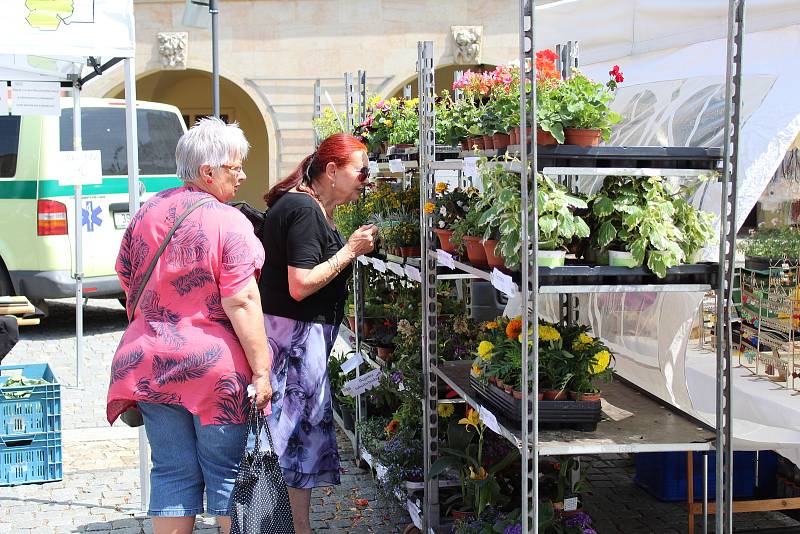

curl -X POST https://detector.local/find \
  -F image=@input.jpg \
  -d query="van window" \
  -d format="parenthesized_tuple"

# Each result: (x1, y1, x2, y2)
(0, 116, 21, 177)
(60, 108, 184, 175)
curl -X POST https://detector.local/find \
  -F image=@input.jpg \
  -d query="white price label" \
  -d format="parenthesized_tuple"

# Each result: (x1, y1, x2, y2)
(490, 268, 517, 297)
(437, 249, 455, 269)
(340, 352, 364, 374)
(56, 150, 103, 186)
(404, 265, 422, 283)
(564, 496, 579, 512)
(368, 160, 379, 175)
(388, 159, 406, 173)
(372, 258, 387, 273)
(342, 368, 383, 397)
(398, 382, 406, 392)
(387, 262, 405, 278)
(357, 256, 369, 266)
(463, 156, 479, 181)
(477, 405, 501, 435)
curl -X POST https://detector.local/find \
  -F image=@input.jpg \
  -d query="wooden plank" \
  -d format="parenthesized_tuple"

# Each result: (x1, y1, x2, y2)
(690, 497, 800, 515)
(0, 304, 35, 315)
(15, 317, 40, 326)
(0, 296, 29, 304)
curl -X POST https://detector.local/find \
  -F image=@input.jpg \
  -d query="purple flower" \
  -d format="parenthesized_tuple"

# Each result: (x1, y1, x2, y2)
(391, 370, 404, 384)
(564, 511, 592, 528)
(503, 525, 522, 534)
(583, 529, 598, 534)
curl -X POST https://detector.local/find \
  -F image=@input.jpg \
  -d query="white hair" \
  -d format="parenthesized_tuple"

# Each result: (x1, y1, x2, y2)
(175, 117, 250, 183)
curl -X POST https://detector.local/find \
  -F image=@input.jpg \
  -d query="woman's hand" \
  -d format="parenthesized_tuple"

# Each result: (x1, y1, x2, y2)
(251, 373, 273, 411)
(345, 224, 378, 257)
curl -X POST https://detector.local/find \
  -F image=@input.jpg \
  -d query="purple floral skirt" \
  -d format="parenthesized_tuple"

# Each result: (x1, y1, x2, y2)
(264, 314, 340, 489)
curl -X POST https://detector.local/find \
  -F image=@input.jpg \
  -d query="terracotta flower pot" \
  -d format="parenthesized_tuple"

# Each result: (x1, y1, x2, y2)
(346, 315, 356, 331)
(460, 139, 470, 151)
(495, 378, 505, 389)
(488, 375, 497, 385)
(570, 391, 602, 402)
(434, 228, 456, 253)
(542, 389, 568, 401)
(512, 126, 521, 144)
(376, 345, 395, 363)
(462, 235, 488, 268)
(509, 129, 517, 145)
(503, 384, 513, 394)
(483, 239, 506, 271)
(537, 392, 544, 400)
(451, 509, 475, 521)
(400, 246, 421, 258)
(492, 132, 511, 150)
(536, 128, 558, 146)
(564, 127, 601, 147)
(482, 134, 495, 149)
(467, 136, 484, 150)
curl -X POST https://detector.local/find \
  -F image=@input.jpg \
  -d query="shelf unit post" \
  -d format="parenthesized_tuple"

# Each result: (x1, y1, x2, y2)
(358, 70, 367, 124)
(716, 1, 745, 532)
(520, 1, 540, 532)
(345, 72, 355, 133)
(419, 40, 440, 533)
(312, 78, 321, 148)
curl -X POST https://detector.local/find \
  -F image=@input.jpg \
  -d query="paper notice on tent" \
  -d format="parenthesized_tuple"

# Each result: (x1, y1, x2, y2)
(0, 85, 7, 115)
(56, 151, 103, 186)
(0, 0, 135, 58)
(10, 81, 59, 115)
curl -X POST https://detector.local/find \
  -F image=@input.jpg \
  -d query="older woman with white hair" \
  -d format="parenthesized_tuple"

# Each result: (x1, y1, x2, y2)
(107, 117, 273, 534)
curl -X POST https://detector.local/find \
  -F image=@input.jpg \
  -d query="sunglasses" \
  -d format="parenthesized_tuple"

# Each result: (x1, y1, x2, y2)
(357, 166, 370, 182)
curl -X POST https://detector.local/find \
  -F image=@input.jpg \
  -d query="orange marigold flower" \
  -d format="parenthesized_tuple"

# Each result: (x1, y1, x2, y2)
(423, 202, 436, 214)
(506, 318, 523, 340)
(385, 419, 400, 436)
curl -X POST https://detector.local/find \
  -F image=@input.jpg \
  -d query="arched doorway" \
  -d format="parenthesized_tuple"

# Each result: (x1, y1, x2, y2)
(388, 63, 498, 99)
(108, 69, 270, 209)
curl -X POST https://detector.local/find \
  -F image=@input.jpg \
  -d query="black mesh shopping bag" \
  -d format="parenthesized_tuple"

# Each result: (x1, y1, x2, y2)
(230, 400, 295, 534)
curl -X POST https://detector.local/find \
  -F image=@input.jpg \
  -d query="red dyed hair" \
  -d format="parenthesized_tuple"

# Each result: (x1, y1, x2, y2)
(264, 133, 367, 207)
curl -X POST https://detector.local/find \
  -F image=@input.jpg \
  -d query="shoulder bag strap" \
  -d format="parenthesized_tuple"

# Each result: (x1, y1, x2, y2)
(127, 196, 215, 322)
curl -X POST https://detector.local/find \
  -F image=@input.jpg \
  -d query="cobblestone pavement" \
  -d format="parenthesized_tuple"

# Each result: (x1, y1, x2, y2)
(1, 299, 799, 533)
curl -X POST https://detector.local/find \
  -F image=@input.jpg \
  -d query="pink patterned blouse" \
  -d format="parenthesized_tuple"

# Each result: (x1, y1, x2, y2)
(107, 186, 265, 426)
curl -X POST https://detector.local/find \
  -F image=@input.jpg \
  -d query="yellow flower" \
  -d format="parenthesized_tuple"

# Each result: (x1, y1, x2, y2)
(437, 403, 455, 418)
(470, 362, 483, 377)
(469, 466, 488, 480)
(477, 341, 494, 360)
(384, 119, 393, 127)
(538, 325, 561, 342)
(572, 332, 594, 349)
(590, 350, 611, 374)
(423, 202, 436, 214)
(435, 182, 449, 194)
(458, 408, 481, 430)
(485, 321, 499, 330)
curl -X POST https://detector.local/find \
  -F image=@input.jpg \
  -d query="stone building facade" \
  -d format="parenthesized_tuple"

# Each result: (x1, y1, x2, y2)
(85, 0, 520, 207)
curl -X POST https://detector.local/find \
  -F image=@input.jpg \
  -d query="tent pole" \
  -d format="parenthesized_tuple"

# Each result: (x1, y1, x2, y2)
(72, 79, 83, 389)
(124, 56, 149, 515)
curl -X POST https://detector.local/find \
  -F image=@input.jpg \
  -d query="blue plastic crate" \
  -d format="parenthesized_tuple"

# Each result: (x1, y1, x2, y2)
(634, 451, 777, 502)
(0, 363, 61, 436)
(0, 431, 62, 486)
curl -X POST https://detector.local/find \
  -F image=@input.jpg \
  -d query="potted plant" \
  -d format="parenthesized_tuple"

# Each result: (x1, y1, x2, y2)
(430, 183, 480, 253)
(738, 225, 800, 270)
(535, 48, 564, 145)
(372, 319, 397, 362)
(428, 409, 519, 520)
(551, 66, 623, 147)
(387, 97, 420, 150)
(451, 201, 489, 268)
(561, 326, 615, 401)
(312, 107, 346, 142)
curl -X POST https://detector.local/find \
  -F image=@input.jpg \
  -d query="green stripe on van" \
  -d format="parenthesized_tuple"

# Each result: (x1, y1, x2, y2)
(0, 177, 181, 199)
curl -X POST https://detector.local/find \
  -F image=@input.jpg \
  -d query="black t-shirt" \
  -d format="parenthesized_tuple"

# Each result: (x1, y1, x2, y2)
(259, 192, 352, 324)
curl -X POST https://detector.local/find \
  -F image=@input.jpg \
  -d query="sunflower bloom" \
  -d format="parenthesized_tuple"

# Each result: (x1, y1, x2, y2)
(423, 202, 435, 214)
(538, 325, 561, 342)
(506, 318, 523, 340)
(437, 403, 455, 418)
(591, 350, 612, 374)
(458, 408, 481, 430)
(477, 341, 494, 360)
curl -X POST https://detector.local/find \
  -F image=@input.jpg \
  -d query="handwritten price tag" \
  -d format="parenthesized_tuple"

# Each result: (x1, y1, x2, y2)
(342, 368, 383, 397)
(463, 156, 479, 181)
(477, 405, 501, 435)
(491, 268, 517, 297)
(388, 159, 406, 173)
(437, 249, 455, 269)
(564, 496, 579, 512)
(405, 265, 422, 283)
(372, 258, 387, 273)
(340, 352, 364, 374)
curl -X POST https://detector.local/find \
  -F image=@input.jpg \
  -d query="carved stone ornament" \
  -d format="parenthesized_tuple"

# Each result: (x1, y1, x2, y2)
(451, 26, 483, 65)
(157, 32, 188, 69)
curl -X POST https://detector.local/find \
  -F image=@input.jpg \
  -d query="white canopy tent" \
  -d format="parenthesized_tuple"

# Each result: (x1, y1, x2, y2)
(535, 0, 800, 462)
(0, 0, 148, 507)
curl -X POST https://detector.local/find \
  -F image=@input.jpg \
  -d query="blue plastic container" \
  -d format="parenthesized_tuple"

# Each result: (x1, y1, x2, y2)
(634, 450, 778, 502)
(0, 431, 62, 485)
(0, 363, 61, 436)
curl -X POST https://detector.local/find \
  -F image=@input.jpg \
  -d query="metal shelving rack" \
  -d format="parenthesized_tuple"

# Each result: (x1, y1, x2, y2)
(416, 1, 745, 532)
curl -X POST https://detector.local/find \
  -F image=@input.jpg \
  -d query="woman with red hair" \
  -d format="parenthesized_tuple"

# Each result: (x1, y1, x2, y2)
(259, 133, 377, 533)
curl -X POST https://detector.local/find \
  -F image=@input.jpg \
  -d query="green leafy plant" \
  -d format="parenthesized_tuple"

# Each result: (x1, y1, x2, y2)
(552, 69, 622, 141)
(450, 201, 488, 250)
(737, 225, 800, 259)
(313, 107, 346, 141)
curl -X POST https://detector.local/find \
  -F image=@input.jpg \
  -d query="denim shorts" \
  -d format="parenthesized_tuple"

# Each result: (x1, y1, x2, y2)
(139, 402, 247, 517)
